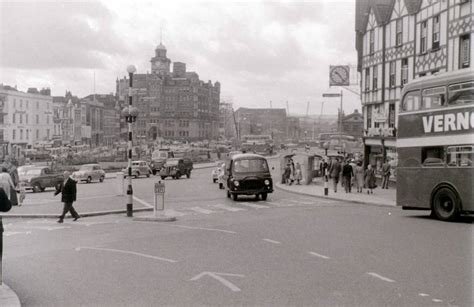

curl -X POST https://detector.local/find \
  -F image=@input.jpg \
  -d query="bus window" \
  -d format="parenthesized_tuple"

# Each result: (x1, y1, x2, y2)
(447, 146, 474, 167)
(422, 86, 446, 109)
(402, 90, 421, 111)
(421, 146, 444, 166)
(448, 82, 474, 105)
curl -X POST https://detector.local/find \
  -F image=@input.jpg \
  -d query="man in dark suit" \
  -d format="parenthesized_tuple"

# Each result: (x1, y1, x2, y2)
(55, 171, 80, 223)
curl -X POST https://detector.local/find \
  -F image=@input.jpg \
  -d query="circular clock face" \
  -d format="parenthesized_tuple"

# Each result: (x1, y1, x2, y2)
(330, 66, 349, 85)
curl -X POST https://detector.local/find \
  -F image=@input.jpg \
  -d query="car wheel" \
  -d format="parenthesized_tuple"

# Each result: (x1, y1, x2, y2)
(261, 193, 268, 201)
(161, 176, 166, 180)
(135, 172, 140, 179)
(99, 176, 105, 183)
(255, 194, 260, 200)
(146, 172, 150, 178)
(87, 176, 92, 183)
(226, 190, 231, 198)
(174, 172, 181, 180)
(186, 172, 191, 179)
(213, 178, 217, 183)
(152, 170, 157, 175)
(432, 187, 460, 221)
(33, 183, 42, 193)
(232, 193, 238, 201)
(219, 183, 224, 189)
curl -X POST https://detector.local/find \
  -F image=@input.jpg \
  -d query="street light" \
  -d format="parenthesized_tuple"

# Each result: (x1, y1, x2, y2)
(122, 64, 138, 217)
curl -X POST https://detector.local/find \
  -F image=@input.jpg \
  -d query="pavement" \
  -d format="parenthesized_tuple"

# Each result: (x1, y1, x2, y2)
(0, 284, 21, 307)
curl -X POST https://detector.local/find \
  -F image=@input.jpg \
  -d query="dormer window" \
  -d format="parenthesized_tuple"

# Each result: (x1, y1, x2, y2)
(432, 15, 440, 50)
(396, 19, 403, 46)
(369, 30, 375, 54)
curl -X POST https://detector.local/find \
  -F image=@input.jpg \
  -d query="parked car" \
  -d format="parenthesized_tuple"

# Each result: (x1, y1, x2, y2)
(211, 162, 225, 183)
(122, 161, 152, 178)
(18, 166, 64, 193)
(73, 164, 106, 183)
(223, 153, 273, 201)
(159, 158, 193, 180)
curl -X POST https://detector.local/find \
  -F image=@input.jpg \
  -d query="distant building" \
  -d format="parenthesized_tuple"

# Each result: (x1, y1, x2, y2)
(117, 43, 221, 142)
(342, 109, 364, 139)
(52, 91, 82, 146)
(219, 102, 236, 139)
(0, 85, 54, 158)
(234, 108, 289, 142)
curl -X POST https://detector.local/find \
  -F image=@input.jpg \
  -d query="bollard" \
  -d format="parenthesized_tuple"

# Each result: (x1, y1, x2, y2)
(324, 175, 329, 196)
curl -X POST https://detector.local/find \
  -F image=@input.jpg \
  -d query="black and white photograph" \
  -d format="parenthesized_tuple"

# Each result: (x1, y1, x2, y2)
(0, 0, 473, 306)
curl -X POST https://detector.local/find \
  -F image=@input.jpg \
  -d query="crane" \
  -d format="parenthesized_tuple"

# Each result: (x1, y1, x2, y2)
(286, 101, 290, 116)
(306, 101, 310, 117)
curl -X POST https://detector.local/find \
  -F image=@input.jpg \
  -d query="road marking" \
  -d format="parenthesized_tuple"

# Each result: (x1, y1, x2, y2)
(263, 238, 281, 244)
(239, 202, 270, 209)
(24, 225, 71, 231)
(366, 272, 395, 283)
(210, 204, 247, 212)
(164, 209, 189, 217)
(432, 299, 443, 303)
(4, 231, 32, 237)
(190, 271, 244, 292)
(133, 196, 154, 208)
(170, 225, 236, 234)
(186, 207, 217, 214)
(75, 246, 177, 263)
(309, 251, 331, 259)
(418, 293, 430, 297)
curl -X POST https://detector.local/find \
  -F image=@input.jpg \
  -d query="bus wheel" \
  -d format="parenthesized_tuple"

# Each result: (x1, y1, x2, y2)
(432, 187, 460, 221)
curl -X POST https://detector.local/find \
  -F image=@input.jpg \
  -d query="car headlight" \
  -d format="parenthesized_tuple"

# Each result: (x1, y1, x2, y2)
(264, 179, 270, 185)
(233, 180, 240, 187)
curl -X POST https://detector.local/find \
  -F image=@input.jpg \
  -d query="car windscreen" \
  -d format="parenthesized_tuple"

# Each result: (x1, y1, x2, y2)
(26, 169, 43, 175)
(233, 158, 269, 173)
(79, 166, 94, 171)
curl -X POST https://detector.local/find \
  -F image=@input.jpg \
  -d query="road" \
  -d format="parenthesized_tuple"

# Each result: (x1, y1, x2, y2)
(3, 165, 473, 306)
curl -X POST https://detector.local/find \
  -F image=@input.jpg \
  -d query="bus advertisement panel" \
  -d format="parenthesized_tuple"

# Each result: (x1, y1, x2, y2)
(397, 69, 474, 221)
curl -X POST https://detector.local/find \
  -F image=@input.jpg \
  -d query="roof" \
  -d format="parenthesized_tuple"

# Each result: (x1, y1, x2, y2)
(372, 0, 395, 26)
(404, 0, 422, 15)
(401, 68, 474, 95)
(231, 153, 266, 160)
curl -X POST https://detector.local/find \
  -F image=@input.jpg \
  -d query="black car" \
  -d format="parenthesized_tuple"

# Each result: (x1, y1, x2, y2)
(224, 153, 273, 201)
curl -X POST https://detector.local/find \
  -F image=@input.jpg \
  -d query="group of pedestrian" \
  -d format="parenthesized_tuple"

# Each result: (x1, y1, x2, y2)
(282, 158, 303, 185)
(0, 156, 20, 207)
(327, 157, 379, 194)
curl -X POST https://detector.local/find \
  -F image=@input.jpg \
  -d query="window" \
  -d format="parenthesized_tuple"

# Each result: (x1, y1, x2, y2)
(460, 34, 470, 68)
(365, 68, 370, 91)
(26, 130, 29, 140)
(422, 87, 446, 109)
(422, 146, 444, 166)
(12, 129, 16, 140)
(36, 115, 39, 124)
(369, 30, 374, 54)
(420, 21, 427, 53)
(372, 65, 378, 90)
(401, 58, 409, 85)
(36, 101, 39, 109)
(20, 129, 23, 140)
(432, 15, 440, 50)
(12, 113, 15, 124)
(36, 130, 39, 139)
(25, 114, 28, 124)
(448, 82, 474, 105)
(366, 105, 372, 129)
(396, 19, 403, 46)
(447, 146, 474, 167)
(19, 114, 22, 124)
(388, 103, 395, 128)
(402, 90, 421, 112)
(389, 61, 396, 88)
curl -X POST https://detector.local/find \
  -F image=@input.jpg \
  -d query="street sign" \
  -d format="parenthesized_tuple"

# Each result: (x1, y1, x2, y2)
(329, 65, 350, 86)
(322, 93, 341, 98)
(154, 182, 165, 194)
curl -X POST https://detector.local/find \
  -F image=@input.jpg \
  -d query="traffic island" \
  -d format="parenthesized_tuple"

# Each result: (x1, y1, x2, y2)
(133, 215, 176, 222)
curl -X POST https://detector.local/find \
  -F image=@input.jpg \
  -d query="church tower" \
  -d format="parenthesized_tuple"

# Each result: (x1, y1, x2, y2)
(150, 42, 171, 76)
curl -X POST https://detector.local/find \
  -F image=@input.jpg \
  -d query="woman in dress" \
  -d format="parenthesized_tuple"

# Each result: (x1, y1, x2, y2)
(355, 161, 365, 193)
(364, 164, 377, 194)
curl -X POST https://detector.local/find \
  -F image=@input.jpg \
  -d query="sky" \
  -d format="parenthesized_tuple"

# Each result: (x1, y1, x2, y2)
(0, 0, 360, 116)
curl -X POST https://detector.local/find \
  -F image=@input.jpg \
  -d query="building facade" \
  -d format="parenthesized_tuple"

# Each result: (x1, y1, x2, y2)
(117, 43, 221, 142)
(342, 109, 364, 139)
(355, 0, 473, 168)
(0, 85, 54, 158)
(234, 108, 288, 142)
(52, 91, 82, 145)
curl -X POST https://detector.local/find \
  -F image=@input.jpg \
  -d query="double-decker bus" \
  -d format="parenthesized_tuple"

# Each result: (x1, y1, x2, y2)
(397, 69, 474, 221)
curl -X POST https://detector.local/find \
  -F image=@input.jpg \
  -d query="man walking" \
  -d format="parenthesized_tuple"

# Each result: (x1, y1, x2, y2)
(328, 158, 342, 193)
(55, 171, 80, 223)
(342, 160, 354, 193)
(381, 160, 391, 189)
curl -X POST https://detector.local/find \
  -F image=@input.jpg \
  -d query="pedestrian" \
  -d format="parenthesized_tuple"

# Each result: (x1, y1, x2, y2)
(55, 171, 80, 223)
(282, 162, 291, 184)
(294, 162, 302, 185)
(364, 164, 377, 194)
(18, 181, 26, 206)
(354, 161, 365, 193)
(288, 158, 296, 186)
(328, 157, 342, 193)
(381, 160, 391, 189)
(0, 186, 13, 250)
(342, 160, 354, 193)
(0, 167, 15, 201)
(1, 156, 19, 206)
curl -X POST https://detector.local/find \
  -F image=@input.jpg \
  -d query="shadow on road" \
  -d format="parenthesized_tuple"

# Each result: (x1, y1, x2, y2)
(405, 214, 474, 224)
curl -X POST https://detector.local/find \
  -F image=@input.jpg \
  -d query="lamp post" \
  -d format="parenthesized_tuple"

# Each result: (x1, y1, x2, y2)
(322, 141, 330, 196)
(122, 65, 138, 217)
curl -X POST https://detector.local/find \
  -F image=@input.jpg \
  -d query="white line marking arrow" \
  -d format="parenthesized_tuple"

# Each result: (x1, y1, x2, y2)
(367, 272, 395, 283)
(171, 225, 236, 234)
(263, 238, 281, 244)
(190, 271, 244, 292)
(75, 246, 178, 263)
(309, 251, 331, 259)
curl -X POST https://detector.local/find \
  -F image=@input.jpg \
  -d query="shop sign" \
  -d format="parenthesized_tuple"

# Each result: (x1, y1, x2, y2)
(367, 127, 394, 137)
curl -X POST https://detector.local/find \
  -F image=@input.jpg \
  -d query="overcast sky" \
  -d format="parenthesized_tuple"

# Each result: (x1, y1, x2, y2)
(0, 0, 360, 115)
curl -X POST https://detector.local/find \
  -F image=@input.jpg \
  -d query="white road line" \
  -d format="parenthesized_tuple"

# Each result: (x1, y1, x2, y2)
(75, 246, 177, 263)
(186, 207, 217, 214)
(133, 196, 154, 208)
(432, 299, 443, 303)
(263, 238, 281, 244)
(210, 204, 247, 212)
(366, 272, 396, 283)
(4, 231, 32, 237)
(170, 225, 236, 234)
(309, 251, 331, 259)
(164, 209, 189, 217)
(239, 202, 271, 209)
(418, 293, 430, 297)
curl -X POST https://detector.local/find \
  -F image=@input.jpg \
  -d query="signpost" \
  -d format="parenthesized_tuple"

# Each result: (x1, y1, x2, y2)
(133, 180, 176, 222)
(154, 181, 166, 216)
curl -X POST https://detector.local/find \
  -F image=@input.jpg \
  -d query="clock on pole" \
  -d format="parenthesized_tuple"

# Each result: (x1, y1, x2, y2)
(329, 65, 350, 86)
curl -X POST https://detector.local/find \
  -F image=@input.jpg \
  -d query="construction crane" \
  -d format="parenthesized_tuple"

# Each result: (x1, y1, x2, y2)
(286, 101, 290, 116)
(306, 101, 310, 117)
(269, 100, 272, 109)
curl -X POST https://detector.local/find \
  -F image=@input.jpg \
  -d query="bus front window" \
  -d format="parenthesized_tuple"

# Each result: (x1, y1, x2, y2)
(402, 90, 421, 111)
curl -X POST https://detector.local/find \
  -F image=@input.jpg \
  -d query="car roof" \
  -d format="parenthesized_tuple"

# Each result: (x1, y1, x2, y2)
(82, 164, 99, 166)
(132, 160, 147, 163)
(231, 153, 266, 160)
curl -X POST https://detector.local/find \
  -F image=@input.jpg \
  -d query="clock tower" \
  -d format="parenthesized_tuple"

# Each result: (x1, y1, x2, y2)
(150, 43, 171, 76)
